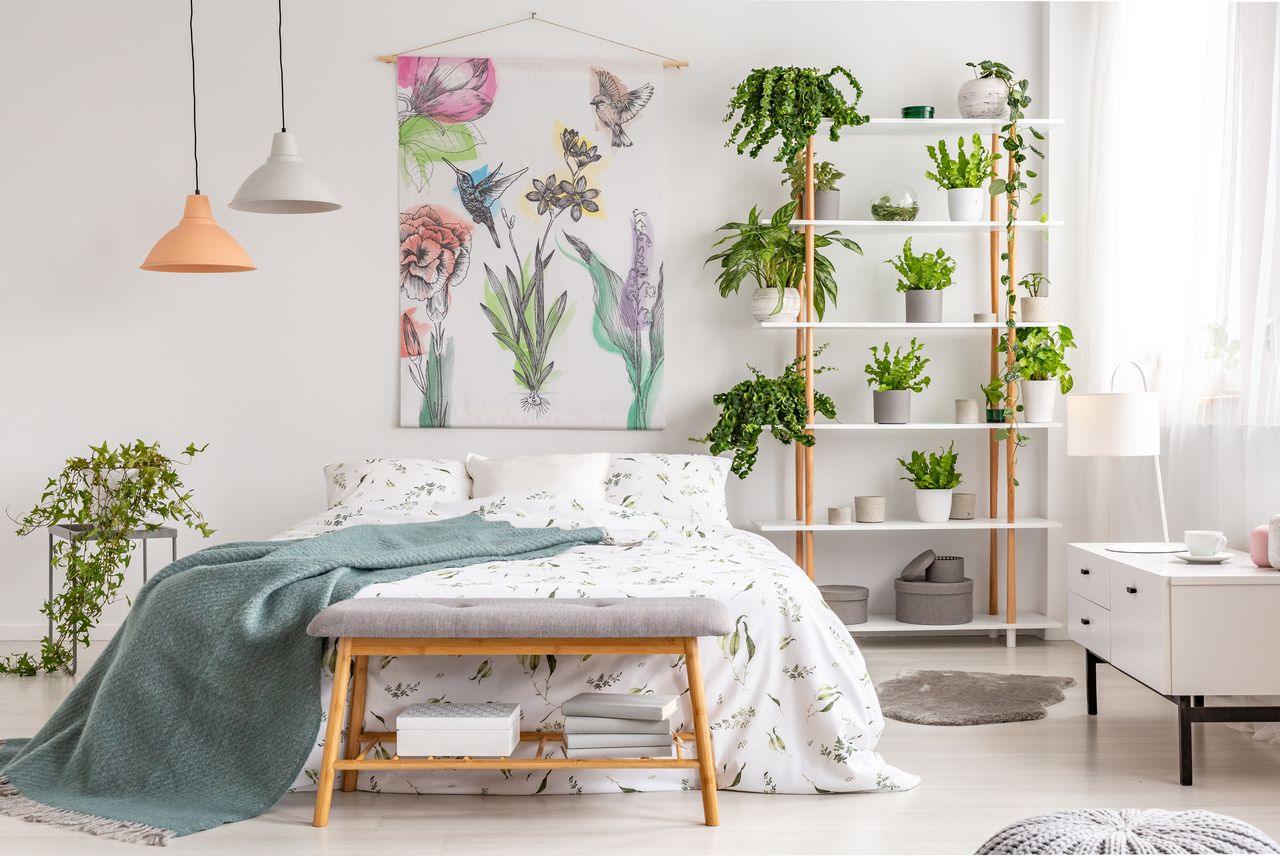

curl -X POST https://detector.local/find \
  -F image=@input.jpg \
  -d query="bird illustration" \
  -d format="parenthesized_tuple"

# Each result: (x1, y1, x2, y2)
(440, 158, 529, 248)
(590, 68, 654, 148)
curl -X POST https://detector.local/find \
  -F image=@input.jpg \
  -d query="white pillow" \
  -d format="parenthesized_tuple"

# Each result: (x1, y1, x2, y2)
(604, 454, 731, 527)
(465, 453, 610, 501)
(323, 458, 471, 510)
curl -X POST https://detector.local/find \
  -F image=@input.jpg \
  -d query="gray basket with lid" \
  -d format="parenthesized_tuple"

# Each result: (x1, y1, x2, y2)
(819, 584, 869, 625)
(894, 578, 974, 625)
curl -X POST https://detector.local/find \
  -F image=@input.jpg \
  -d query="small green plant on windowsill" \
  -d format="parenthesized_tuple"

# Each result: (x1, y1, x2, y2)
(885, 238, 956, 292)
(897, 443, 963, 490)
(782, 160, 845, 197)
(692, 346, 836, 479)
(865, 338, 932, 392)
(924, 134, 999, 190)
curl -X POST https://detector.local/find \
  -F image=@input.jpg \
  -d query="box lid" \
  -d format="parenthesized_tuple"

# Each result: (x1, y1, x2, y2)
(397, 702, 520, 731)
(818, 584, 869, 603)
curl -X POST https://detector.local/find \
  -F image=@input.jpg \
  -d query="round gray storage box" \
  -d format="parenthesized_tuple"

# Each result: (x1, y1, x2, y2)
(894, 577, 974, 625)
(819, 585, 869, 625)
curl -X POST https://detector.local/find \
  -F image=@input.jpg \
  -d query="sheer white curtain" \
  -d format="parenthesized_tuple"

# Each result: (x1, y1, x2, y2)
(1082, 1, 1280, 743)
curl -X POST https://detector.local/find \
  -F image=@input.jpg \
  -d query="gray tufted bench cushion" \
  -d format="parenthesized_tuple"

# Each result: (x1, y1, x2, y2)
(306, 597, 734, 639)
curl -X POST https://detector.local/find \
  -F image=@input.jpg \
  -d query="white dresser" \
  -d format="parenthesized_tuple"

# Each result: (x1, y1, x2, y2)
(1067, 543, 1280, 784)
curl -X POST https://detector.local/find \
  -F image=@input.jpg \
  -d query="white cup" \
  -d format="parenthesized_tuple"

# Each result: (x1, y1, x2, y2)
(1184, 530, 1227, 557)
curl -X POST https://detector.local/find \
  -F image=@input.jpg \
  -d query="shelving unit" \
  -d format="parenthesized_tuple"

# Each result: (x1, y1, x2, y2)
(754, 116, 1064, 646)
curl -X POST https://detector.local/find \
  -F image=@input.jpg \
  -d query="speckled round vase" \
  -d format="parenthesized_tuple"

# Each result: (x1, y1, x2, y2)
(828, 506, 852, 526)
(955, 399, 982, 424)
(1252, 524, 1272, 567)
(957, 77, 1010, 119)
(855, 495, 886, 523)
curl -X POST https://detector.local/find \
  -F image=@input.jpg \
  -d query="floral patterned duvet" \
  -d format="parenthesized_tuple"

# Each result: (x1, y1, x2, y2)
(279, 492, 920, 796)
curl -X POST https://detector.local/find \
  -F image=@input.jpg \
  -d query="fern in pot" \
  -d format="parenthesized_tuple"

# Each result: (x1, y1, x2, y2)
(925, 134, 999, 222)
(1000, 325, 1076, 423)
(782, 159, 844, 221)
(865, 338, 931, 424)
(885, 238, 956, 323)
(706, 200, 861, 322)
(899, 443, 963, 523)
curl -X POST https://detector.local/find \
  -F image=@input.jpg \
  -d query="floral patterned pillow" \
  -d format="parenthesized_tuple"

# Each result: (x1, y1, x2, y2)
(603, 454, 731, 527)
(323, 458, 471, 511)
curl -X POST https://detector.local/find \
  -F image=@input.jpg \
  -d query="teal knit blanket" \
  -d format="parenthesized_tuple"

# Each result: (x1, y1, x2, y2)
(0, 514, 603, 844)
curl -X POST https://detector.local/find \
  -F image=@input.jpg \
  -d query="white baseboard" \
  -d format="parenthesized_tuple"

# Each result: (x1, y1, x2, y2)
(0, 623, 121, 642)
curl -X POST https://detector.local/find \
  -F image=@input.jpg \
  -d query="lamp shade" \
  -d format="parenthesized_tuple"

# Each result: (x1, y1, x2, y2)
(1066, 392, 1161, 457)
(229, 132, 340, 213)
(140, 194, 256, 273)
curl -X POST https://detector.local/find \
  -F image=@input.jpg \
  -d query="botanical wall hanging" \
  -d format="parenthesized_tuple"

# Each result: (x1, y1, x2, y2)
(397, 57, 665, 428)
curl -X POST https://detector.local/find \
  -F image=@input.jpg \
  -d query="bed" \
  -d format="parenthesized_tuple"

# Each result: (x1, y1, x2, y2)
(277, 457, 919, 796)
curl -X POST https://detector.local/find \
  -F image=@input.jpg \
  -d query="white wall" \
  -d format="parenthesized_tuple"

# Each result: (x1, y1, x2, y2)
(0, 0, 1060, 639)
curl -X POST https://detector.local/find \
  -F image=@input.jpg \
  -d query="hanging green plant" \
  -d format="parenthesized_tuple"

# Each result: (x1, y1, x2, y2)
(2, 441, 214, 676)
(723, 66, 869, 163)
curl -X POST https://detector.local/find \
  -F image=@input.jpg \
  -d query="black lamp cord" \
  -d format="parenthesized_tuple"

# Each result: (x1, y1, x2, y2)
(189, 0, 200, 195)
(278, 0, 287, 133)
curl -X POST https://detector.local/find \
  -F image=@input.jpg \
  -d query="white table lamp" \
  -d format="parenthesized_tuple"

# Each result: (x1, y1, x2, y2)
(1066, 362, 1182, 553)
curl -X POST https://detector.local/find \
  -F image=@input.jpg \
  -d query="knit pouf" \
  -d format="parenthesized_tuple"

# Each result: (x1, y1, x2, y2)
(977, 809, 1280, 855)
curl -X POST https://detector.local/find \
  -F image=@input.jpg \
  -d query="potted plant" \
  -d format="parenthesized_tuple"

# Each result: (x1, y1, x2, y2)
(782, 159, 844, 221)
(692, 346, 836, 478)
(924, 134, 999, 222)
(898, 443, 963, 523)
(1018, 272, 1051, 323)
(958, 60, 1013, 119)
(885, 237, 956, 323)
(865, 338, 931, 424)
(1000, 325, 1076, 423)
(707, 200, 862, 322)
(980, 376, 1009, 423)
(2, 440, 214, 675)
(724, 66, 869, 164)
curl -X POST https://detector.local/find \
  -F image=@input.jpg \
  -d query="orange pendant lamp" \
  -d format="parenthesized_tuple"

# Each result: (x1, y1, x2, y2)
(142, 0, 255, 273)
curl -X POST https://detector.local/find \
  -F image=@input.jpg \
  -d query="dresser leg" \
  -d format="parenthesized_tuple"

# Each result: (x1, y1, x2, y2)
(1085, 649, 1099, 716)
(1178, 697, 1193, 786)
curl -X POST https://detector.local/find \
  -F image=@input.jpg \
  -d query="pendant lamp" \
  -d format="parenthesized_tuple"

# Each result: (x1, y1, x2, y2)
(142, 0, 255, 273)
(230, 0, 340, 213)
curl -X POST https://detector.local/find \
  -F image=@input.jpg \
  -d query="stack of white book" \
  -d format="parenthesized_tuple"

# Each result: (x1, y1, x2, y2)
(561, 691, 677, 759)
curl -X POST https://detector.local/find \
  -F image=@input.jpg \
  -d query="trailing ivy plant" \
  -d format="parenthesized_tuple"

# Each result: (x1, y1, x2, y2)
(692, 346, 836, 479)
(897, 443, 963, 490)
(865, 338, 932, 392)
(724, 66, 869, 163)
(782, 159, 845, 196)
(1002, 325, 1077, 392)
(705, 200, 862, 320)
(924, 134, 999, 190)
(2, 441, 214, 676)
(885, 237, 955, 292)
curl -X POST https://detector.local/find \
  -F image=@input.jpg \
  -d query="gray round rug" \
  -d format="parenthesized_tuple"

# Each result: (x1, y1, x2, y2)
(878, 669, 1075, 726)
(977, 808, 1280, 854)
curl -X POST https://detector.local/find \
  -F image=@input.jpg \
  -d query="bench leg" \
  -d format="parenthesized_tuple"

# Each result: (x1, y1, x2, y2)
(683, 637, 720, 827)
(342, 655, 369, 792)
(313, 637, 353, 828)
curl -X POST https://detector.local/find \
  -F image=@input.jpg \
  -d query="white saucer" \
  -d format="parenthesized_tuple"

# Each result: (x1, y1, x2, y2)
(1174, 552, 1233, 565)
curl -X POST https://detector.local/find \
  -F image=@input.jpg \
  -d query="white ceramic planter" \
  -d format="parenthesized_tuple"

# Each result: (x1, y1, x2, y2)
(957, 77, 1010, 119)
(1020, 295, 1051, 323)
(947, 187, 986, 222)
(915, 488, 954, 524)
(751, 287, 801, 322)
(1020, 379, 1057, 423)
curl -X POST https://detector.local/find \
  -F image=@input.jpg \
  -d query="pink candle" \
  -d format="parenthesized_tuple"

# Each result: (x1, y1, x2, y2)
(1251, 524, 1272, 568)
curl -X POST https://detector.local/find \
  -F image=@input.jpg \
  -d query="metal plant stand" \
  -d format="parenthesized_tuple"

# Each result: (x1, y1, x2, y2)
(47, 524, 177, 675)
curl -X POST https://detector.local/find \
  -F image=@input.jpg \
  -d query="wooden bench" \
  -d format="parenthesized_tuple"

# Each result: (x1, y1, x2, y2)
(305, 596, 733, 827)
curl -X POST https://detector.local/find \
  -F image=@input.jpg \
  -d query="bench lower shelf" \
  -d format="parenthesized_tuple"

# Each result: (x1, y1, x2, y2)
(847, 611, 1061, 634)
(339, 730, 702, 771)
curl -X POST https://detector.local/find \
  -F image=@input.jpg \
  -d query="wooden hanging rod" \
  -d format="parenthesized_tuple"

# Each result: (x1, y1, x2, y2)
(376, 12, 688, 69)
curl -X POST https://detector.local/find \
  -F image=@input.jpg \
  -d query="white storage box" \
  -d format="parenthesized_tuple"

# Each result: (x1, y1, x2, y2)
(396, 702, 521, 757)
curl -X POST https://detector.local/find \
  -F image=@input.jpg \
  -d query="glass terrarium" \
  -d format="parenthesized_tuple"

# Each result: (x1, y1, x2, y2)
(869, 180, 920, 222)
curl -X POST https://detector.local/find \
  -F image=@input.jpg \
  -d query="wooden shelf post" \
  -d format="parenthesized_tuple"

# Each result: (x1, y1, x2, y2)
(988, 131, 1000, 616)
(1004, 122, 1019, 626)
(802, 137, 817, 579)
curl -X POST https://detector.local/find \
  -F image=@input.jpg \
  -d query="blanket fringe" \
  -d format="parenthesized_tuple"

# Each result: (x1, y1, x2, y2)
(0, 776, 174, 847)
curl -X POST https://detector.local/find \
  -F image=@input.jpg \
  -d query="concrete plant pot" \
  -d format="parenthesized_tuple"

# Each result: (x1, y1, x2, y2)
(904, 289, 943, 323)
(751, 287, 801, 322)
(914, 488, 954, 523)
(947, 187, 986, 222)
(855, 495, 886, 523)
(955, 399, 982, 424)
(1020, 379, 1057, 423)
(799, 190, 840, 221)
(958, 77, 1010, 119)
(872, 389, 912, 424)
(1020, 295, 1051, 323)
(949, 493, 977, 520)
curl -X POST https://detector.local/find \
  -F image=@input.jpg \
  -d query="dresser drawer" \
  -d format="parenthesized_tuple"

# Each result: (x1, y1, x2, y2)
(1109, 565, 1171, 693)
(1067, 546, 1110, 608)
(1067, 592, 1111, 661)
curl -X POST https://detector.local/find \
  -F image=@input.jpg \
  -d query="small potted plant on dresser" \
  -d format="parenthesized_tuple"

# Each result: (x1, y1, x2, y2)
(924, 134, 999, 222)
(958, 59, 1013, 119)
(886, 238, 956, 323)
(707, 200, 862, 322)
(1002, 325, 1076, 423)
(1018, 272, 1051, 323)
(783, 159, 844, 221)
(865, 338, 931, 424)
(898, 443, 963, 523)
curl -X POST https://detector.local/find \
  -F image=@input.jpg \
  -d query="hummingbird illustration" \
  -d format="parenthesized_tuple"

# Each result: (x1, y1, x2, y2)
(590, 68, 654, 148)
(441, 158, 529, 248)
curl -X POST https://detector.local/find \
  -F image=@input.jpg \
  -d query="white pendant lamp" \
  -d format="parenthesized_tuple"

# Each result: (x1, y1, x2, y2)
(230, 0, 340, 213)
(142, 0, 255, 273)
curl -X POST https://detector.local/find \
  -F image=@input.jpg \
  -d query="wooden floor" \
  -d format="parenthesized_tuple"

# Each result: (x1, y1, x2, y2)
(2, 637, 1278, 854)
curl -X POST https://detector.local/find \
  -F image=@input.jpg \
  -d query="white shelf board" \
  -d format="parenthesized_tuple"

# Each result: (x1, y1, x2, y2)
(833, 117, 1063, 136)
(847, 611, 1061, 634)
(756, 517, 1061, 532)
(760, 321, 1064, 330)
(792, 219, 1061, 231)
(808, 422, 1060, 431)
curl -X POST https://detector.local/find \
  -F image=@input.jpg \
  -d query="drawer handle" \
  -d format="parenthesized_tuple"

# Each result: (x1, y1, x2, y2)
(1079, 618, 1091, 626)
(1125, 585, 1138, 594)
(1079, 568, 1090, 575)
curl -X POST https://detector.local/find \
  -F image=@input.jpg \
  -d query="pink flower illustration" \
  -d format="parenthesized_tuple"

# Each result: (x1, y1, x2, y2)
(398, 57, 497, 123)
(400, 205, 473, 322)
